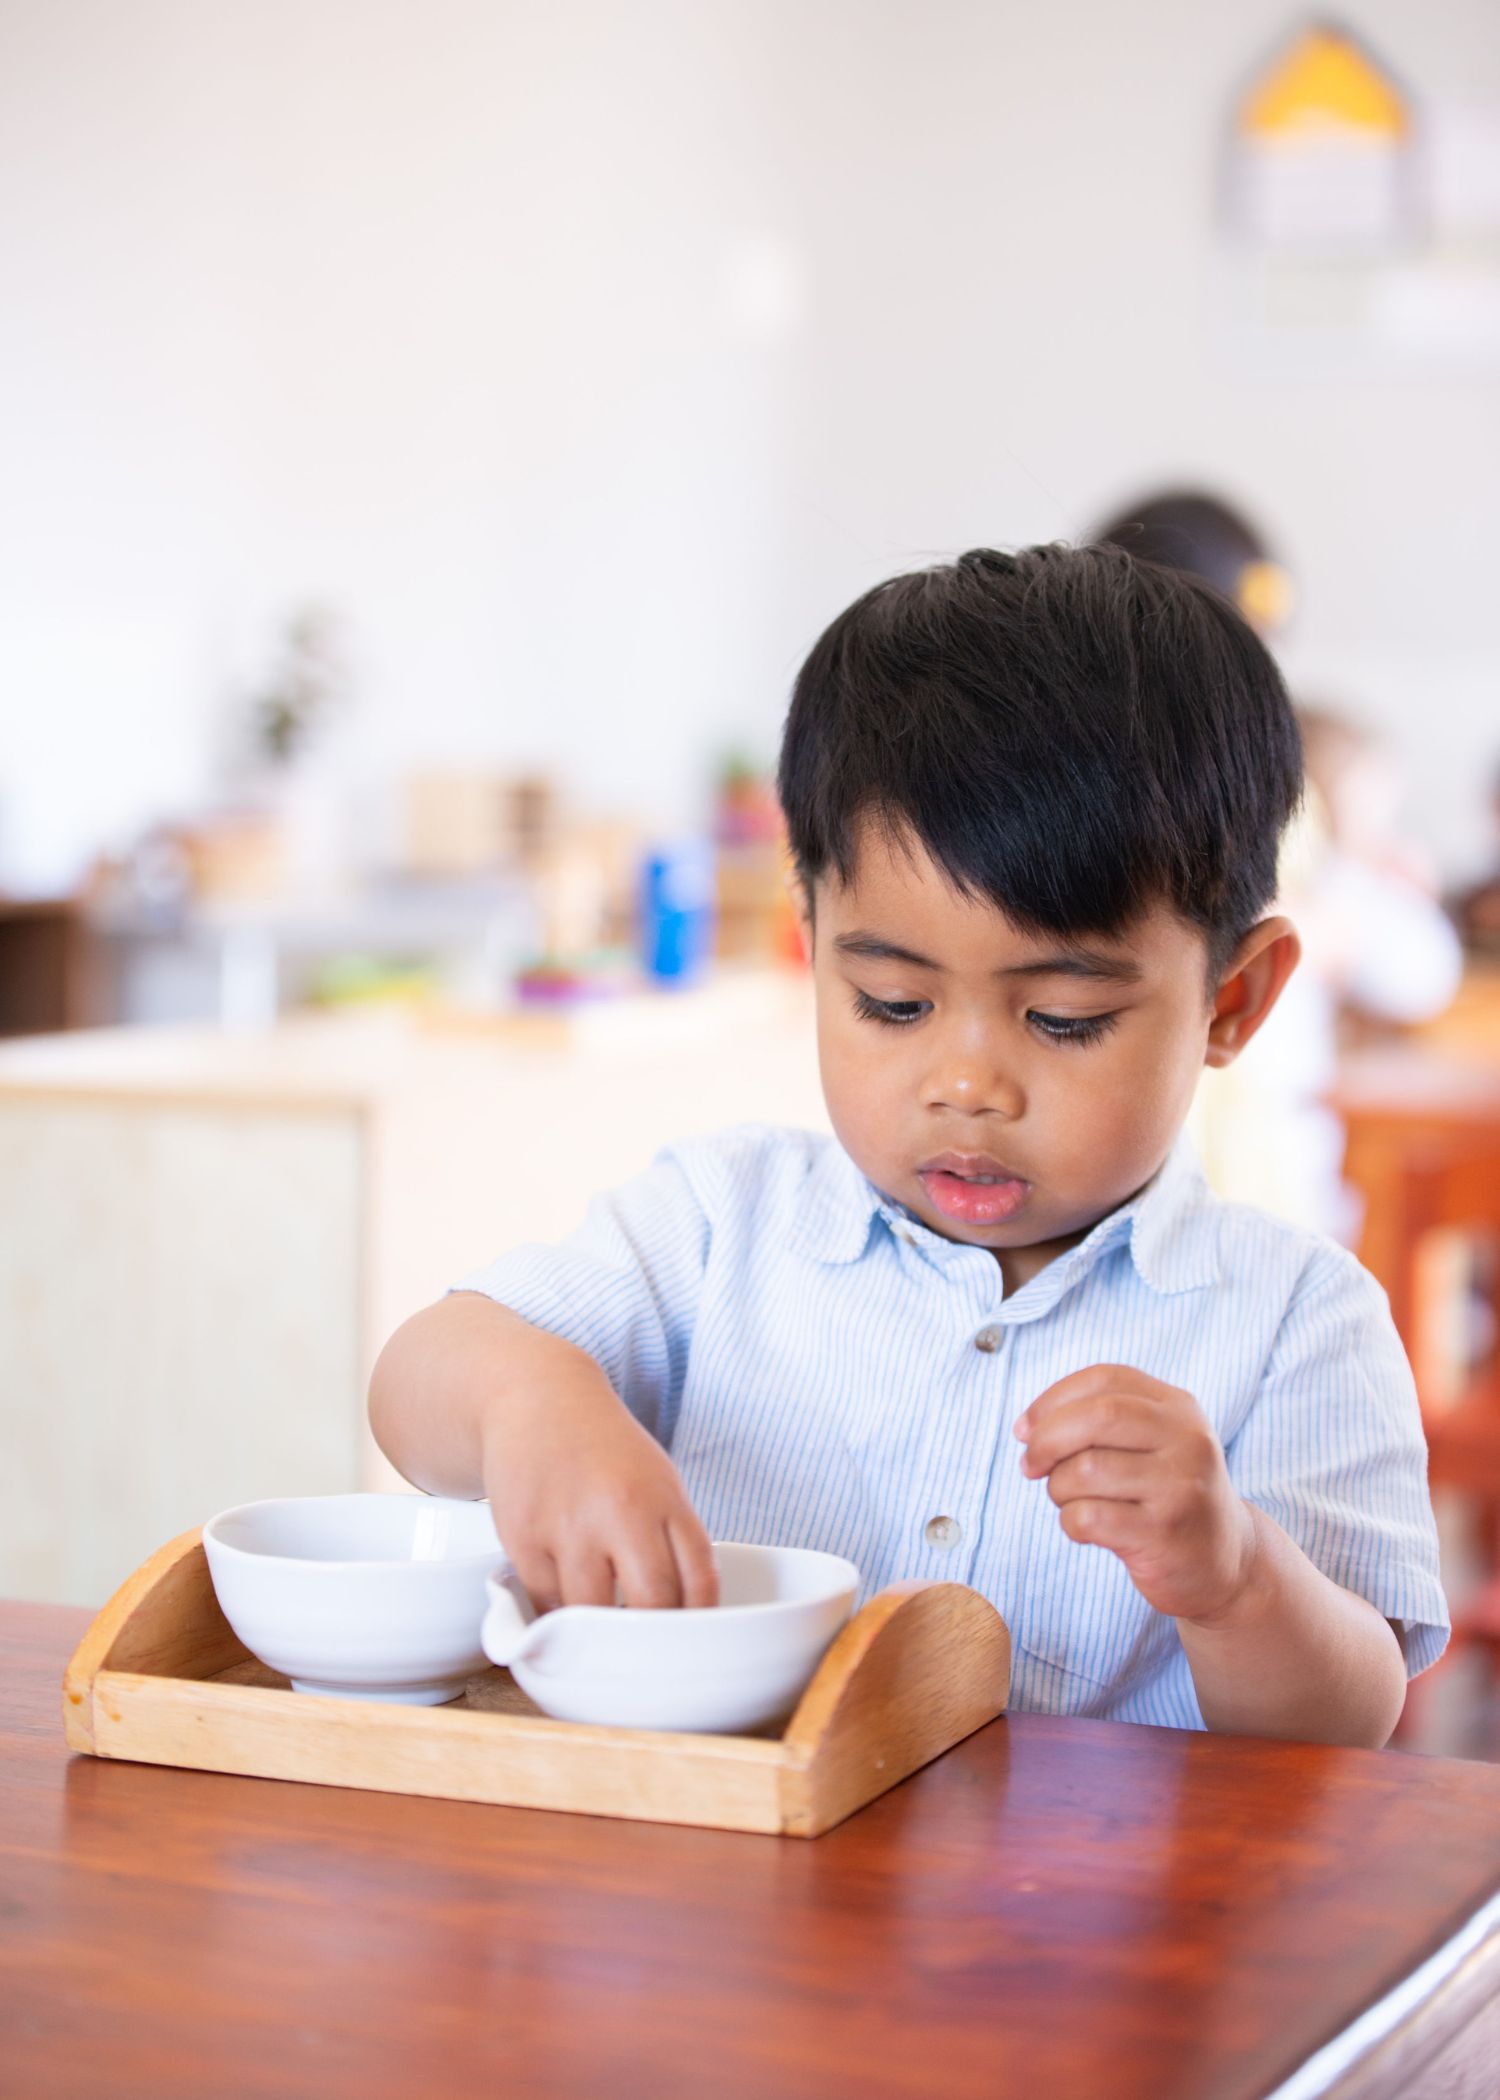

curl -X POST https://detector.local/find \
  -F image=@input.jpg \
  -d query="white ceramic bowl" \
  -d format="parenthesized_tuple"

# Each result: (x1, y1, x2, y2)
(481, 1541, 859, 1733)
(203, 1493, 504, 1704)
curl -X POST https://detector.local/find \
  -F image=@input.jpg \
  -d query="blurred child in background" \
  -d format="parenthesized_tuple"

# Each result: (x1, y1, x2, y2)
(1294, 704, 1462, 1050)
(1094, 491, 1460, 1239)
(1092, 488, 1294, 635)
(1240, 703, 1462, 1240)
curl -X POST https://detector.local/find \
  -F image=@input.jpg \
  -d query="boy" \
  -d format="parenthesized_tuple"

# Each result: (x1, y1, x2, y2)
(371, 544, 1448, 1746)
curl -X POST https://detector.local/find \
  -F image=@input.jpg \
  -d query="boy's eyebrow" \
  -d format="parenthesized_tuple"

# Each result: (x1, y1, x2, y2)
(833, 933, 941, 969)
(1002, 951, 1145, 985)
(833, 931, 1144, 984)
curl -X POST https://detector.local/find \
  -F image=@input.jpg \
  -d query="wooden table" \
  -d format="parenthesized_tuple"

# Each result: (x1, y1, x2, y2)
(6, 1607, 1500, 2099)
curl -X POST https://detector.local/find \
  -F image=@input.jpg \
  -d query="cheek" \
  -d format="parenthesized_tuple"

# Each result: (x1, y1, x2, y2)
(1152, 999, 1216, 1108)
(1028, 1025, 1198, 1163)
(1124, 1027, 1207, 1147)
(1023, 1057, 1123, 1154)
(816, 1011, 904, 1136)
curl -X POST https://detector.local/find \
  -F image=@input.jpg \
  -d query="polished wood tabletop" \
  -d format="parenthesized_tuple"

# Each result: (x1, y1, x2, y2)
(6, 1602, 1500, 2100)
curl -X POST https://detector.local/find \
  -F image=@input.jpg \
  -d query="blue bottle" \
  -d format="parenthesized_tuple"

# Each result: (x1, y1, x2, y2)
(639, 840, 716, 986)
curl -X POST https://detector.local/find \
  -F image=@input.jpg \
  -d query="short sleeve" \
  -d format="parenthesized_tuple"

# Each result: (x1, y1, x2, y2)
(1225, 1243, 1450, 1679)
(450, 1148, 710, 1446)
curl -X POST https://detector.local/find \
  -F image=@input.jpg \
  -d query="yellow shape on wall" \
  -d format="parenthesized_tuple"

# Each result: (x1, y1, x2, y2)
(1240, 24, 1409, 142)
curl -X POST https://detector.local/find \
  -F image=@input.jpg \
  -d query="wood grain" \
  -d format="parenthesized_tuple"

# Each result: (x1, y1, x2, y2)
(95, 1668, 792, 1829)
(63, 1529, 248, 1751)
(10, 1601, 1500, 2100)
(778, 1578, 1011, 1834)
(62, 1536, 1011, 1834)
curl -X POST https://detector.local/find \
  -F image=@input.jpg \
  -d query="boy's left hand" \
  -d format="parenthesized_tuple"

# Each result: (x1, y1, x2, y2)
(1014, 1365, 1256, 1624)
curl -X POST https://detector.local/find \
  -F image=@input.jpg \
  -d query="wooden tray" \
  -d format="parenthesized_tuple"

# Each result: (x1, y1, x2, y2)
(63, 1529, 1012, 1836)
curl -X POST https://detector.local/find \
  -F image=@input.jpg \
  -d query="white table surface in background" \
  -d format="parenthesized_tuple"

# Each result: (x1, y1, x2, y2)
(0, 971, 829, 1604)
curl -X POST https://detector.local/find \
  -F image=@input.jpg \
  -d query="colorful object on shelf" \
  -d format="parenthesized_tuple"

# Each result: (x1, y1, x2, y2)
(713, 753, 782, 848)
(639, 841, 716, 987)
(513, 949, 635, 1005)
(403, 771, 559, 878)
(308, 955, 439, 1008)
(715, 835, 809, 971)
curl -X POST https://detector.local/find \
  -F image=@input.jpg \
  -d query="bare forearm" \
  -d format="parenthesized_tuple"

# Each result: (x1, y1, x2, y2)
(368, 1290, 717, 1610)
(1178, 1503, 1407, 1747)
(368, 1292, 606, 1497)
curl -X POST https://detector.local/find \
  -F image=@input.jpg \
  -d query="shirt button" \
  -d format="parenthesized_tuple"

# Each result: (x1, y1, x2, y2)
(924, 1515, 962, 1550)
(974, 1324, 1003, 1353)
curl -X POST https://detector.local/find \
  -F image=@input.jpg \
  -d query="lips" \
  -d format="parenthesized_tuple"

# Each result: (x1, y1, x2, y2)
(919, 1150, 1025, 1182)
(917, 1151, 1031, 1227)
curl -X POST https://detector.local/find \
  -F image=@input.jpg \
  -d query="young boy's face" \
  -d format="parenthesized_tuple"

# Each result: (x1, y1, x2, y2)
(804, 823, 1293, 1294)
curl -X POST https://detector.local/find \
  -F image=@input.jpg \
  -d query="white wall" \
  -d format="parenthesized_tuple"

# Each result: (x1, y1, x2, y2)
(2, 0, 1498, 891)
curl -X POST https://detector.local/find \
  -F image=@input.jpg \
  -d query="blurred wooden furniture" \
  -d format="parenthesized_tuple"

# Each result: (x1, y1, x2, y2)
(0, 976, 825, 1608)
(1413, 959, 1500, 1061)
(1335, 1051, 1500, 1407)
(0, 897, 99, 1035)
(11, 1600, 1500, 2100)
(1333, 1036, 1500, 1711)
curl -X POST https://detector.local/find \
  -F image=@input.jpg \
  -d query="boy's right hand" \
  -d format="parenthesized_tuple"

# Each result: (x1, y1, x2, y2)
(479, 1360, 719, 1614)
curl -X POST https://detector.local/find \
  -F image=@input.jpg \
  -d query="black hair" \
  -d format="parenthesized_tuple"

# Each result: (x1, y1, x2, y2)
(776, 542, 1303, 983)
(1092, 489, 1273, 606)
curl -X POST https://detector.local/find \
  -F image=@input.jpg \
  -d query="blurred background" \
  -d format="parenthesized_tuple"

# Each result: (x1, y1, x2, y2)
(3, 1, 1500, 1753)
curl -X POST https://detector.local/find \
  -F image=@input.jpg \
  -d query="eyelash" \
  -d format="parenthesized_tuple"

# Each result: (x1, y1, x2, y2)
(851, 990, 1119, 1047)
(1028, 1010, 1119, 1047)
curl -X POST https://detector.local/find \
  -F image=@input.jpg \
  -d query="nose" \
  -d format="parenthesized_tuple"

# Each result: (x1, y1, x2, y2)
(923, 1021, 1025, 1120)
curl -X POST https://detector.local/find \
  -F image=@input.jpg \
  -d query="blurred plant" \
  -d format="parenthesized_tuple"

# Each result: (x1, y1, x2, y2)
(252, 605, 346, 766)
(713, 748, 781, 847)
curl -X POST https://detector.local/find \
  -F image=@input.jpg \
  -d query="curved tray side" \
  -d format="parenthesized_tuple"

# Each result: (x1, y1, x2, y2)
(63, 1528, 248, 1752)
(778, 1580, 1011, 1835)
(61, 1547, 1008, 1837)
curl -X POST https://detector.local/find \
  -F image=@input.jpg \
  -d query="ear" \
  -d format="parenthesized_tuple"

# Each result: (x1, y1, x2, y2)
(1205, 916, 1301, 1069)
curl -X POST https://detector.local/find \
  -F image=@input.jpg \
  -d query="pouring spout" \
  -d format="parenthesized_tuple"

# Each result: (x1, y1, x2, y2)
(481, 1571, 551, 1671)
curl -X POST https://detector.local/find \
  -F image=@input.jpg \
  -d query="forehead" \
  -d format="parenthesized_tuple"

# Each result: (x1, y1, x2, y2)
(815, 825, 1206, 979)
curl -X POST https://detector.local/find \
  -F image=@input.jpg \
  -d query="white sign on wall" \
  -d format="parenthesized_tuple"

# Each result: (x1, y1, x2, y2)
(1219, 20, 1500, 373)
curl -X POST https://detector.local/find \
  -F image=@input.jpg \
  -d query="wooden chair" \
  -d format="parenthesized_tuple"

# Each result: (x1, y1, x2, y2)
(1338, 1066, 1500, 1735)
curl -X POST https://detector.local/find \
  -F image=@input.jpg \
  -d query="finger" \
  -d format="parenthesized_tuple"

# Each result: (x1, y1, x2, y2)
(1057, 1498, 1152, 1553)
(509, 1542, 562, 1616)
(1015, 1363, 1146, 1425)
(555, 1540, 617, 1609)
(1020, 1392, 1164, 1476)
(1014, 1364, 1169, 1441)
(667, 1512, 720, 1609)
(611, 1521, 685, 1609)
(1046, 1448, 1154, 1508)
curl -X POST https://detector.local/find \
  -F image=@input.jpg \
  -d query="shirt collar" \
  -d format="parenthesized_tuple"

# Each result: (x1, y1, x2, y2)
(788, 1130, 1219, 1296)
(1121, 1131, 1221, 1295)
(786, 1140, 887, 1265)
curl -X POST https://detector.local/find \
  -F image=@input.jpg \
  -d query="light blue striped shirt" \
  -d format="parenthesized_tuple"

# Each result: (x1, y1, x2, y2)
(457, 1123, 1449, 1727)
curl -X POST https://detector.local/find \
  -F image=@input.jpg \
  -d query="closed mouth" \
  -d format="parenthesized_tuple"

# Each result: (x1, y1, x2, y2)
(914, 1152, 1032, 1226)
(917, 1151, 1028, 1186)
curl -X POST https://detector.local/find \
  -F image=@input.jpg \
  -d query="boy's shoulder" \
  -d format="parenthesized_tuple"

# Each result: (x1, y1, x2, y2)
(1198, 1183, 1389, 1326)
(1136, 1137, 1387, 1329)
(655, 1134, 878, 1243)
(657, 1123, 860, 1230)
